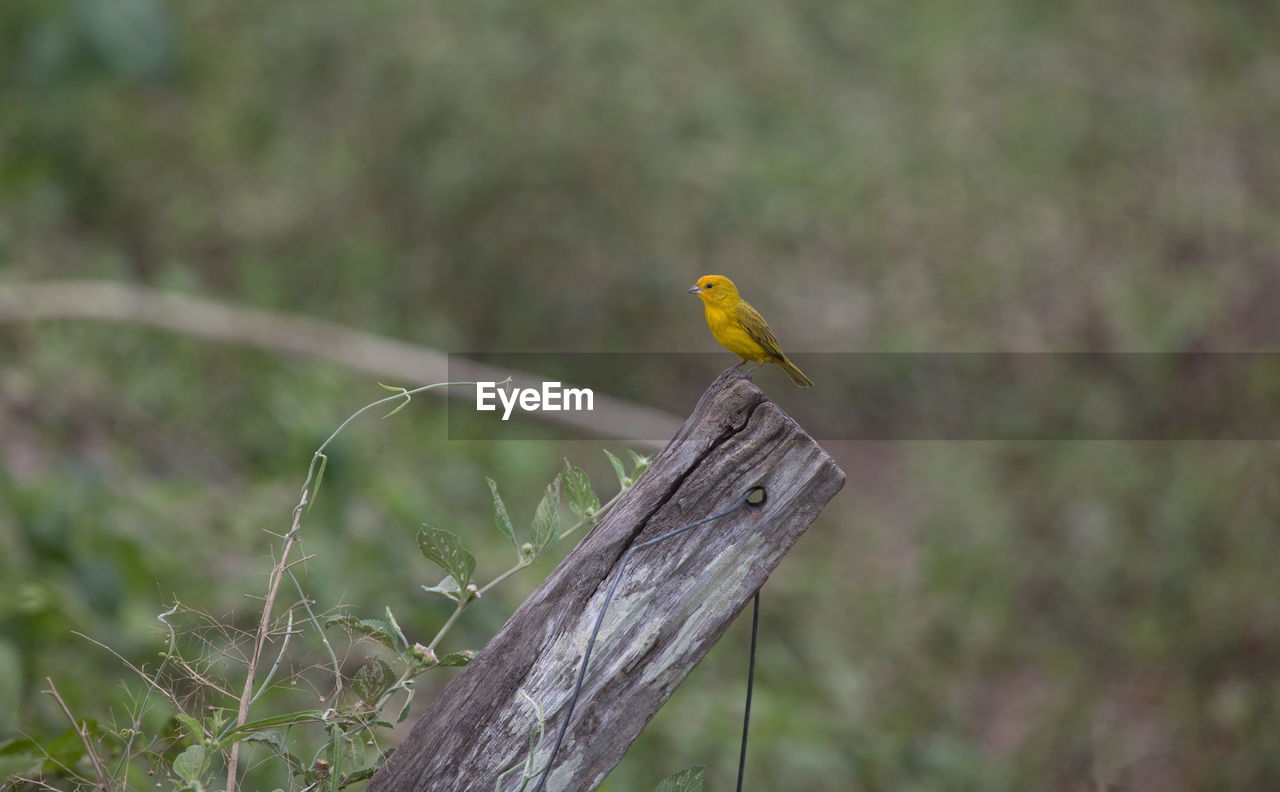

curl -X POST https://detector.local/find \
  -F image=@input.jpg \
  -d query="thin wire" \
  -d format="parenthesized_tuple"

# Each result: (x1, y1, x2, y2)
(736, 591, 760, 792)
(528, 489, 761, 792)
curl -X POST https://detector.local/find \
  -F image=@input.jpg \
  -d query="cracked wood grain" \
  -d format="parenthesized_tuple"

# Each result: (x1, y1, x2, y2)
(366, 370, 846, 792)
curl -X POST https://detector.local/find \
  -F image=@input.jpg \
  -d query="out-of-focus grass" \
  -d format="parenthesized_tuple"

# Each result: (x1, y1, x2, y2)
(2, 0, 1279, 788)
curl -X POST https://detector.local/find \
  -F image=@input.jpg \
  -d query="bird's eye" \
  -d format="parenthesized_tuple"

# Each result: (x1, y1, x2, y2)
(705, 283, 713, 289)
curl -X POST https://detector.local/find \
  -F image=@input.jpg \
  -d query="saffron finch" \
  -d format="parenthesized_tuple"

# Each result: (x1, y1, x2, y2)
(687, 274, 814, 387)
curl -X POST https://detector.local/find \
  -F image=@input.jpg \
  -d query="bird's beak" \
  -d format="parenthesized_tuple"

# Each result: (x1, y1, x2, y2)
(687, 285, 701, 295)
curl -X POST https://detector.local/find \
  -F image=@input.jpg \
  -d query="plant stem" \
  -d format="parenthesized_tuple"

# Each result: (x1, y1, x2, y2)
(222, 380, 495, 791)
(474, 562, 529, 597)
(44, 677, 108, 788)
(426, 601, 467, 652)
(224, 493, 306, 792)
(429, 488, 629, 650)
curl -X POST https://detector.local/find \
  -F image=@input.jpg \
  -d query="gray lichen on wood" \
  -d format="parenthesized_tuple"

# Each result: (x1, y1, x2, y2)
(366, 369, 846, 792)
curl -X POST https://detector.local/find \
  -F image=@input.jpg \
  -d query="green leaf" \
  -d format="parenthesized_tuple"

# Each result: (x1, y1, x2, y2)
(0, 735, 40, 755)
(0, 752, 42, 781)
(173, 744, 209, 784)
(244, 733, 303, 775)
(486, 476, 518, 549)
(332, 728, 361, 779)
(384, 607, 409, 648)
(604, 449, 629, 489)
(339, 765, 379, 788)
(174, 713, 206, 742)
(562, 462, 600, 519)
(243, 730, 285, 754)
(0, 736, 51, 779)
(395, 687, 416, 724)
(628, 449, 652, 478)
(308, 452, 329, 512)
(382, 399, 410, 419)
(215, 711, 326, 748)
(353, 657, 397, 705)
(654, 765, 704, 792)
(40, 727, 86, 772)
(421, 575, 462, 602)
(377, 383, 412, 418)
(417, 525, 476, 590)
(324, 616, 400, 650)
(529, 474, 562, 554)
(436, 650, 475, 667)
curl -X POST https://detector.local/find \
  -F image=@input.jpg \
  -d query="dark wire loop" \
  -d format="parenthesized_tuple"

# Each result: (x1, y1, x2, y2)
(528, 488, 764, 792)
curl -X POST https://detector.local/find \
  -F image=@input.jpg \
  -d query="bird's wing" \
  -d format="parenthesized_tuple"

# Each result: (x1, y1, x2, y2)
(735, 300, 788, 361)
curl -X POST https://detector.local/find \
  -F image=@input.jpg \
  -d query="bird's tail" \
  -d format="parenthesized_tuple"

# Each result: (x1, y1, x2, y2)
(778, 356, 814, 387)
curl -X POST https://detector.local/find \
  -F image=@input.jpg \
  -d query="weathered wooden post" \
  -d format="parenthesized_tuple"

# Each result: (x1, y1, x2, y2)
(367, 370, 845, 791)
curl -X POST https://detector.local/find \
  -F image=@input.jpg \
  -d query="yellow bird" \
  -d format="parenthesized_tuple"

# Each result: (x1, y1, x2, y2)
(688, 274, 814, 387)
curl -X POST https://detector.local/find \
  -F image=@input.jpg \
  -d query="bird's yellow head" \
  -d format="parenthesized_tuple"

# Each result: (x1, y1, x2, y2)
(687, 274, 739, 305)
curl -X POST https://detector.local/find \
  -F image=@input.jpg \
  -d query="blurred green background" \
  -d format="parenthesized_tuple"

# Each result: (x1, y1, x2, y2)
(3, 0, 1279, 789)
